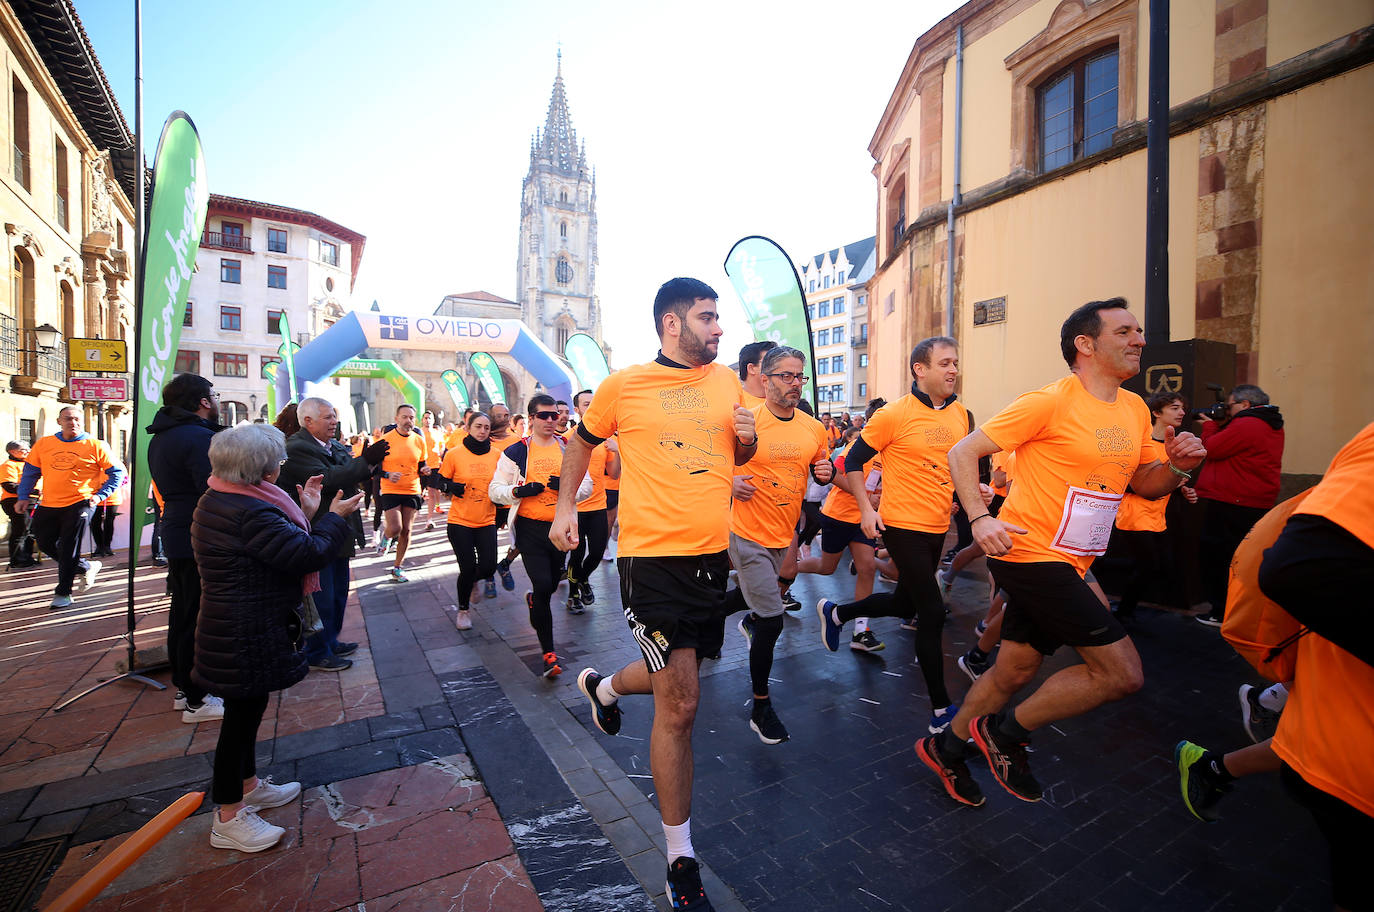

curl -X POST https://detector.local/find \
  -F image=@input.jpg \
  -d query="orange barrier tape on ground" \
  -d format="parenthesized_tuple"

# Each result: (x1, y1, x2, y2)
(42, 791, 204, 912)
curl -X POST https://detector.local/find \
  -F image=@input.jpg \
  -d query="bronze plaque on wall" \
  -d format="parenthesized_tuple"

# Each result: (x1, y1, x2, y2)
(973, 297, 1006, 326)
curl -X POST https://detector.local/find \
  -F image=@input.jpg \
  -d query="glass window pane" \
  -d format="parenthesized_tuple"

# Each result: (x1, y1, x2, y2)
(1039, 72, 1074, 170)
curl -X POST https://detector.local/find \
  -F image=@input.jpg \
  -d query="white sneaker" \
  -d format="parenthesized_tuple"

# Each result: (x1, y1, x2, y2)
(243, 776, 301, 810)
(182, 694, 225, 724)
(49, 594, 74, 609)
(210, 806, 284, 853)
(172, 691, 187, 711)
(82, 560, 102, 589)
(455, 610, 473, 630)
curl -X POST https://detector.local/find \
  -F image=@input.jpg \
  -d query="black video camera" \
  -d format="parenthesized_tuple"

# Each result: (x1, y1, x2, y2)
(1189, 384, 1228, 422)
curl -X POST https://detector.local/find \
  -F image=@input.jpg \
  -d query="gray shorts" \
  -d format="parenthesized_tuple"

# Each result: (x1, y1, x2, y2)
(728, 532, 787, 619)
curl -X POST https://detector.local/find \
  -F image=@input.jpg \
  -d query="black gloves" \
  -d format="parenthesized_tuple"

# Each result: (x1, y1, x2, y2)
(361, 438, 390, 465)
(446, 479, 466, 498)
(512, 481, 545, 498)
(547, 475, 561, 492)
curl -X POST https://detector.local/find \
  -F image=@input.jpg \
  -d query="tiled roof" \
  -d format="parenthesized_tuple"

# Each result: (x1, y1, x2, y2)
(207, 193, 367, 291)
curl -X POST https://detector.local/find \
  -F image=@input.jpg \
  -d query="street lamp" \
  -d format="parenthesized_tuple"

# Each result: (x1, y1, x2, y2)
(32, 323, 60, 350)
(250, 393, 257, 418)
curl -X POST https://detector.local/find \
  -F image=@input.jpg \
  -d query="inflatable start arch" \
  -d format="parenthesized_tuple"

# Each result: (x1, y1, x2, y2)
(276, 311, 579, 408)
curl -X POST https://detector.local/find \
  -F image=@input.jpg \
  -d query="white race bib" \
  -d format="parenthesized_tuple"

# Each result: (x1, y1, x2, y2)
(1050, 486, 1123, 557)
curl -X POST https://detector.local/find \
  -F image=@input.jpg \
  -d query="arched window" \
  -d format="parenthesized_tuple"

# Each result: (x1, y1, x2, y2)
(559, 189, 569, 204)
(556, 257, 572, 285)
(1038, 47, 1119, 171)
(559, 221, 568, 238)
(555, 319, 573, 354)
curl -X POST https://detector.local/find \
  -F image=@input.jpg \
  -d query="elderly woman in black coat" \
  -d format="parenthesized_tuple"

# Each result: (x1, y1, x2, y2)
(191, 423, 363, 852)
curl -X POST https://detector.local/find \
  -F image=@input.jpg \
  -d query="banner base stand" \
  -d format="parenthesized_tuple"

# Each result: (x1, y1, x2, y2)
(53, 669, 166, 713)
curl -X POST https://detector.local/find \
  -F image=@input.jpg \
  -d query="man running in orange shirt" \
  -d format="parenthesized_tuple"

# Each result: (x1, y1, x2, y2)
(728, 345, 832, 743)
(817, 337, 976, 732)
(420, 409, 446, 530)
(16, 406, 125, 608)
(551, 277, 756, 912)
(375, 404, 430, 582)
(917, 299, 1206, 807)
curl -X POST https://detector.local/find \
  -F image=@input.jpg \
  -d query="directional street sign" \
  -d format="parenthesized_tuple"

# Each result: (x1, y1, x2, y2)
(67, 338, 128, 372)
(68, 377, 130, 401)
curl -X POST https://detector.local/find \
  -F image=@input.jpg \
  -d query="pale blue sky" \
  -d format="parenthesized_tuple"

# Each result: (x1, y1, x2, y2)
(76, 0, 958, 365)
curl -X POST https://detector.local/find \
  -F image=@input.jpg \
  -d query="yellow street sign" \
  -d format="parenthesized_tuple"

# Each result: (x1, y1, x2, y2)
(67, 338, 129, 372)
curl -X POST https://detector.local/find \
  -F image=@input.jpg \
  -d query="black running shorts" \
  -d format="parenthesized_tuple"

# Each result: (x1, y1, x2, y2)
(987, 558, 1126, 655)
(819, 515, 878, 555)
(378, 493, 424, 511)
(617, 551, 728, 672)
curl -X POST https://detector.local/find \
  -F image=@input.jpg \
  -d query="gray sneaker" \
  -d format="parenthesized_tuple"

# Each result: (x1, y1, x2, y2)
(1239, 684, 1281, 743)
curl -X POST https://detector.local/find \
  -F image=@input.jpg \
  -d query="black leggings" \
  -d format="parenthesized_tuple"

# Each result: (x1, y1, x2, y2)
(1280, 763, 1374, 911)
(797, 500, 824, 547)
(91, 504, 118, 552)
(211, 694, 270, 805)
(447, 523, 497, 609)
(568, 509, 608, 583)
(839, 526, 950, 707)
(514, 516, 565, 653)
(1115, 528, 1175, 613)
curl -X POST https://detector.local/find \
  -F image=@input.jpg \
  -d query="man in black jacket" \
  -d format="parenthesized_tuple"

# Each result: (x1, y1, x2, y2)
(147, 373, 226, 723)
(278, 397, 388, 672)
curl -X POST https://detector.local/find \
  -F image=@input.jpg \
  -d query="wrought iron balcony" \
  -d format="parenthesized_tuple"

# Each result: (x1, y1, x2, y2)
(0, 313, 18, 372)
(202, 231, 253, 253)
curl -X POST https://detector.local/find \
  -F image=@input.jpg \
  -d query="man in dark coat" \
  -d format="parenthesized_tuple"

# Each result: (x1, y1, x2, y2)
(147, 372, 225, 722)
(277, 397, 389, 671)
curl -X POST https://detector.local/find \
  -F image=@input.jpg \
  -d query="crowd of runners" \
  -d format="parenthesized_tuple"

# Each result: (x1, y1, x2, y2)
(6, 276, 1369, 910)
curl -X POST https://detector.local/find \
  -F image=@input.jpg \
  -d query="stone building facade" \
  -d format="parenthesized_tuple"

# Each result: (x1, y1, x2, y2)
(864, 0, 1373, 477)
(798, 236, 876, 414)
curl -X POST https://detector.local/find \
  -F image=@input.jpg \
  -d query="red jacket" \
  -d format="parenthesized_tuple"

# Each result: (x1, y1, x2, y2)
(1195, 406, 1285, 509)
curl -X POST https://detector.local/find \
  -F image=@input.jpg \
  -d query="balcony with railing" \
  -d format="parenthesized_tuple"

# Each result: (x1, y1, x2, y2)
(0, 313, 18, 373)
(9, 327, 66, 394)
(202, 231, 253, 253)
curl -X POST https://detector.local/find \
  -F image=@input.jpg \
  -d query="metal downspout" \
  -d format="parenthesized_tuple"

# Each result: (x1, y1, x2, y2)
(946, 24, 964, 339)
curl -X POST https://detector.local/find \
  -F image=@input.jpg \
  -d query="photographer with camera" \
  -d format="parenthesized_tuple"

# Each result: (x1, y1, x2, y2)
(1193, 384, 1284, 627)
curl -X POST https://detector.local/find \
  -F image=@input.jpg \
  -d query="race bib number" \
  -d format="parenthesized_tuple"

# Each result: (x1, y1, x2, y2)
(1051, 486, 1123, 557)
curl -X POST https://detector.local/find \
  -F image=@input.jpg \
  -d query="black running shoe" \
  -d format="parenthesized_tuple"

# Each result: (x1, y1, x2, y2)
(958, 651, 989, 681)
(567, 592, 584, 614)
(749, 700, 790, 745)
(780, 589, 801, 612)
(1175, 740, 1230, 822)
(915, 736, 985, 807)
(580, 581, 595, 604)
(1239, 684, 1280, 743)
(970, 715, 1042, 802)
(499, 563, 515, 591)
(576, 668, 621, 735)
(666, 856, 714, 911)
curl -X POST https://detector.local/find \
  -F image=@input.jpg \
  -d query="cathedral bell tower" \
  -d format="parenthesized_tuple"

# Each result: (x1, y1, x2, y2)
(517, 53, 605, 364)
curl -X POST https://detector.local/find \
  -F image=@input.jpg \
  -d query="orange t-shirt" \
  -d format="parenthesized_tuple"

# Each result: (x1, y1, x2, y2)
(379, 429, 429, 495)
(103, 479, 125, 507)
(1, 457, 26, 501)
(821, 445, 879, 525)
(351, 439, 365, 457)
(1270, 422, 1374, 817)
(1115, 438, 1169, 532)
(1293, 421, 1374, 549)
(445, 427, 467, 449)
(979, 374, 1154, 574)
(731, 406, 829, 548)
(512, 436, 564, 522)
(151, 481, 164, 511)
(440, 443, 503, 528)
(23, 435, 120, 508)
(604, 441, 621, 493)
(579, 358, 744, 557)
(991, 450, 1016, 497)
(741, 390, 765, 409)
(422, 427, 445, 460)
(859, 393, 968, 533)
(578, 443, 610, 512)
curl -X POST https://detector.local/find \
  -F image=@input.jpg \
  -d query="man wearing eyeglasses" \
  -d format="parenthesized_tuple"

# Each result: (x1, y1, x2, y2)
(551, 277, 756, 912)
(490, 394, 591, 678)
(725, 345, 832, 744)
(816, 336, 976, 736)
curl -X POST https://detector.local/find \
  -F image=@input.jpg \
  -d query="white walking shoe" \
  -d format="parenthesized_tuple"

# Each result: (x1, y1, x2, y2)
(181, 694, 225, 724)
(455, 609, 473, 630)
(210, 806, 284, 853)
(243, 776, 301, 810)
(82, 560, 102, 590)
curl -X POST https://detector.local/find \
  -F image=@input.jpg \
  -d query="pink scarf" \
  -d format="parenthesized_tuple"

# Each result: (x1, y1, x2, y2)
(206, 475, 321, 596)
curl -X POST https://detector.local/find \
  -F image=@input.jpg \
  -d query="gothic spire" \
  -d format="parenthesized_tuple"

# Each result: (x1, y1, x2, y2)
(538, 53, 579, 174)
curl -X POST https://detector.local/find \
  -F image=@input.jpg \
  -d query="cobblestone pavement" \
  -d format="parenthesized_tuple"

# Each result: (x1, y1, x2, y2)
(0, 522, 1331, 910)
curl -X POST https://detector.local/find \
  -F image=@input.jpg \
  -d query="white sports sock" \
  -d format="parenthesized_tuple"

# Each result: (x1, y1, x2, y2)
(663, 819, 693, 862)
(854, 617, 870, 634)
(830, 606, 842, 626)
(597, 676, 622, 704)
(1259, 682, 1289, 712)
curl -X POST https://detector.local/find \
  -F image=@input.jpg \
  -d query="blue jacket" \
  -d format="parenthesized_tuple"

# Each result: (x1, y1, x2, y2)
(147, 407, 223, 560)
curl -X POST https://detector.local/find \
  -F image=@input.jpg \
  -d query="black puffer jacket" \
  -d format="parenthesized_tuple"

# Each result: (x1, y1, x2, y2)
(190, 490, 349, 698)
